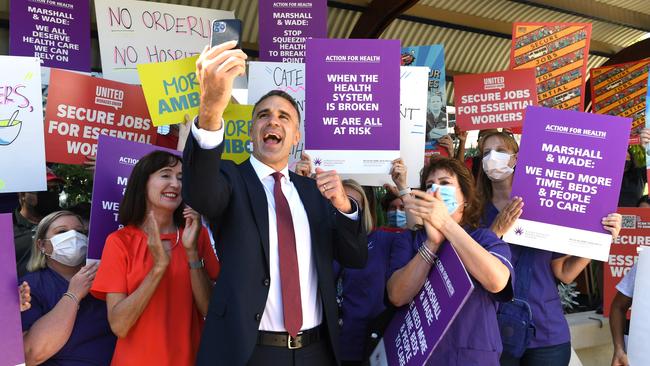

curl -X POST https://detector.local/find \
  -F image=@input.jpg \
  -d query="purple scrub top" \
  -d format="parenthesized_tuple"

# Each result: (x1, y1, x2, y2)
(390, 228, 514, 366)
(20, 267, 116, 365)
(484, 202, 571, 348)
(334, 228, 398, 361)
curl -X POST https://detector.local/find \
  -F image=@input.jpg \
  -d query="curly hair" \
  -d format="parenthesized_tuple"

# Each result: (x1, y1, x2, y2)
(420, 156, 483, 229)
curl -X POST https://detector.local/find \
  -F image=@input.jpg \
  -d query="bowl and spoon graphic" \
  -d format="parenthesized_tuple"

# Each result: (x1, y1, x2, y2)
(0, 110, 22, 145)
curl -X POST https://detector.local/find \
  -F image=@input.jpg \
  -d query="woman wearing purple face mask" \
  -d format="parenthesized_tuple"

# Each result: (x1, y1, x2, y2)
(387, 156, 514, 365)
(477, 131, 621, 366)
(20, 210, 116, 365)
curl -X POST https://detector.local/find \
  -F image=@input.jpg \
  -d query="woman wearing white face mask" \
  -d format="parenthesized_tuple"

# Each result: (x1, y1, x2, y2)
(477, 131, 621, 366)
(20, 210, 116, 365)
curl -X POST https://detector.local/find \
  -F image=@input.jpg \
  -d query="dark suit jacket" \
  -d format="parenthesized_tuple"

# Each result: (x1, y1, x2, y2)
(182, 134, 368, 365)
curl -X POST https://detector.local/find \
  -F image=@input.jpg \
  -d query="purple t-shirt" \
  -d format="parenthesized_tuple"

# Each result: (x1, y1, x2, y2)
(20, 267, 116, 365)
(390, 228, 514, 366)
(333, 229, 397, 361)
(484, 202, 571, 348)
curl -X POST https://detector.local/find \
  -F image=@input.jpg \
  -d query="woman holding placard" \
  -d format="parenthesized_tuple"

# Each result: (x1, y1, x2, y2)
(20, 210, 116, 365)
(90, 151, 220, 366)
(387, 156, 514, 365)
(477, 130, 621, 366)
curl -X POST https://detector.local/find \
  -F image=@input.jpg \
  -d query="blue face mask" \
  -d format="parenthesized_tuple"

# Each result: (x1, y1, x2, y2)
(387, 209, 407, 228)
(427, 184, 459, 214)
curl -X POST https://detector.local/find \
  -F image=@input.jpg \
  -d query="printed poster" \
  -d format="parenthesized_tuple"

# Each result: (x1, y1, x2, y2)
(305, 38, 401, 174)
(221, 104, 254, 164)
(590, 60, 650, 144)
(10, 0, 91, 72)
(88, 135, 179, 261)
(248, 61, 306, 169)
(510, 23, 592, 112)
(370, 242, 473, 366)
(258, 0, 327, 63)
(0, 56, 46, 193)
(44, 69, 156, 165)
(94, 0, 233, 84)
(603, 208, 647, 317)
(345, 66, 428, 187)
(628, 248, 650, 366)
(454, 69, 538, 131)
(137, 55, 200, 126)
(400, 45, 446, 147)
(503, 106, 630, 261)
(0, 214, 26, 366)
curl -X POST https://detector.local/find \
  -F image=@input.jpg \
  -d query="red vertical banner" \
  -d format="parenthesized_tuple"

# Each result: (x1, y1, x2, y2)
(590, 60, 650, 144)
(603, 208, 649, 317)
(509, 23, 591, 112)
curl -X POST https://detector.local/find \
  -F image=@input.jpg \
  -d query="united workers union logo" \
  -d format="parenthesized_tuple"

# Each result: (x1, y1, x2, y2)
(514, 227, 524, 236)
(314, 157, 322, 166)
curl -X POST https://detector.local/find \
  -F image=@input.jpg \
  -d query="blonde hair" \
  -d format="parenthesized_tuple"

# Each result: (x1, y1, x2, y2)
(26, 210, 82, 272)
(342, 179, 374, 232)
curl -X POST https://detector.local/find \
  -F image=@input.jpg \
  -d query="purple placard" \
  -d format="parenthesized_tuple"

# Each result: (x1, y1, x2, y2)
(258, 0, 327, 63)
(374, 242, 474, 366)
(0, 214, 26, 366)
(10, 0, 91, 72)
(503, 106, 631, 261)
(513, 106, 630, 232)
(305, 38, 400, 173)
(87, 135, 178, 261)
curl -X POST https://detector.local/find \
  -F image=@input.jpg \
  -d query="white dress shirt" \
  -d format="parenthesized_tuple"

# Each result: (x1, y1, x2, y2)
(191, 122, 357, 332)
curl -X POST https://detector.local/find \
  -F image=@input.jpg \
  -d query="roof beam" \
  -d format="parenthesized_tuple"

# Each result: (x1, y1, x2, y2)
(515, 0, 650, 33)
(347, 0, 419, 39)
(401, 4, 620, 57)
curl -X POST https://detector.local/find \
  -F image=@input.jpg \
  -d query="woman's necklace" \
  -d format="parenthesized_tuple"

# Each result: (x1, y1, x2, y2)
(162, 227, 180, 252)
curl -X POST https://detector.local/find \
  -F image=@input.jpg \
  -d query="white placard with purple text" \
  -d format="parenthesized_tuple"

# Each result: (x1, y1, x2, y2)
(94, 0, 233, 84)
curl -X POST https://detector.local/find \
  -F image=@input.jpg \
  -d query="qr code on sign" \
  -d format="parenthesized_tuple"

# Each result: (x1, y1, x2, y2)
(622, 215, 636, 229)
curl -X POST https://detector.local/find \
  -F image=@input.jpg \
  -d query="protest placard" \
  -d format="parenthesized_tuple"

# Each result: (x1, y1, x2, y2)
(510, 23, 591, 112)
(137, 56, 199, 126)
(305, 38, 400, 174)
(44, 69, 156, 164)
(603, 208, 648, 317)
(0, 56, 46, 194)
(628, 247, 650, 366)
(454, 69, 537, 131)
(503, 106, 630, 261)
(344, 66, 428, 187)
(94, 0, 233, 84)
(221, 104, 254, 164)
(248, 61, 306, 168)
(370, 243, 473, 366)
(0, 214, 26, 366)
(87, 135, 179, 262)
(10, 0, 91, 72)
(401, 45, 446, 147)
(258, 0, 327, 63)
(591, 60, 650, 144)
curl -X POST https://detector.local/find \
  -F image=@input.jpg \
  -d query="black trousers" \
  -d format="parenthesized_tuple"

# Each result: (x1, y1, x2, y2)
(247, 338, 337, 366)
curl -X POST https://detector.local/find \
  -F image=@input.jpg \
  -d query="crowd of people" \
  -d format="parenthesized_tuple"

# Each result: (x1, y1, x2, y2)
(8, 40, 644, 366)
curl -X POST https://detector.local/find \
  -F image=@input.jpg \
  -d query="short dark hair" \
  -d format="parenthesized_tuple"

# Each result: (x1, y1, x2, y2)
(119, 151, 184, 227)
(420, 156, 483, 229)
(252, 90, 301, 124)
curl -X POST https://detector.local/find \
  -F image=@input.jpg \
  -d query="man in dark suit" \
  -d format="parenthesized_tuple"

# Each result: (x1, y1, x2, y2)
(183, 41, 368, 365)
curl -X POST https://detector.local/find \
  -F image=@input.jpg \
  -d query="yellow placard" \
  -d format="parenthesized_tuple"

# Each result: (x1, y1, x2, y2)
(137, 56, 200, 127)
(222, 104, 254, 164)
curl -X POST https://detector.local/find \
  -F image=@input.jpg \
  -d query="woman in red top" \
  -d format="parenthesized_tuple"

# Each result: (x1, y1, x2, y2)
(91, 150, 220, 366)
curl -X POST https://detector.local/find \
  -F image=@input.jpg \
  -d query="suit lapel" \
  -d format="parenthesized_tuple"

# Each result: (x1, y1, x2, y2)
(240, 160, 270, 266)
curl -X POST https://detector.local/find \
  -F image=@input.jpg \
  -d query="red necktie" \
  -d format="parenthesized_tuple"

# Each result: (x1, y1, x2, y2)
(271, 172, 303, 337)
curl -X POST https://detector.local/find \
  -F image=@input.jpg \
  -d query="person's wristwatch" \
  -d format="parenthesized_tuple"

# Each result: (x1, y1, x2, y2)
(188, 258, 204, 269)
